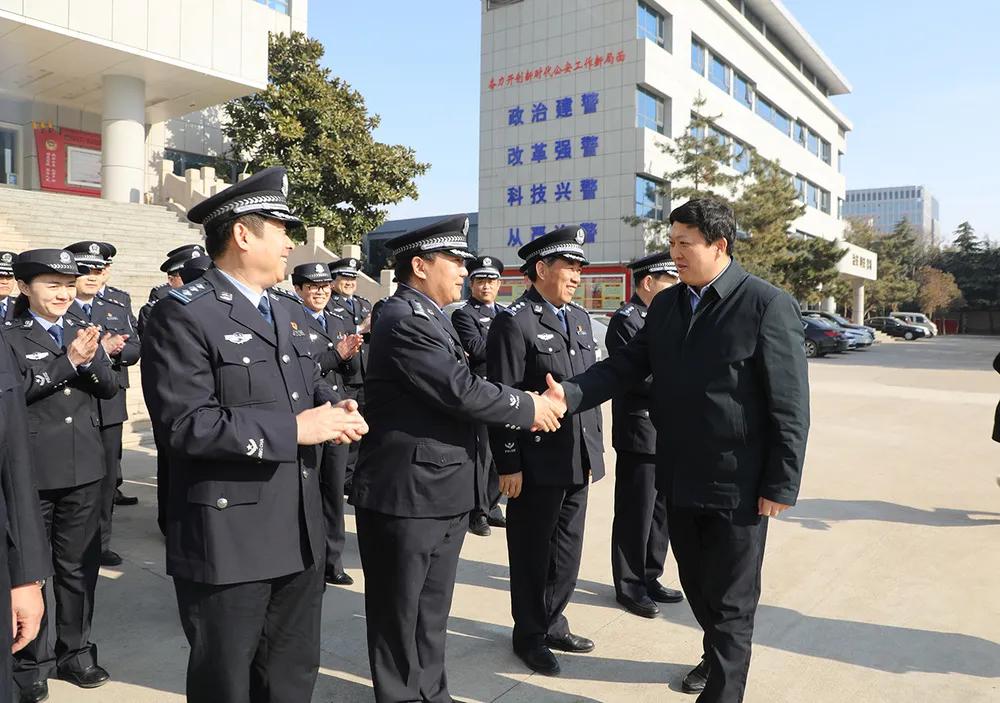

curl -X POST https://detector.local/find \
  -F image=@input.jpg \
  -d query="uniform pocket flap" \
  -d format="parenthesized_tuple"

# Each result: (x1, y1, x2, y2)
(412, 443, 468, 468)
(187, 481, 262, 509)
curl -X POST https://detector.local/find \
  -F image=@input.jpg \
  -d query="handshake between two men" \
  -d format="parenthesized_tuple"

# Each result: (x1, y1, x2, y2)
(502, 373, 567, 499)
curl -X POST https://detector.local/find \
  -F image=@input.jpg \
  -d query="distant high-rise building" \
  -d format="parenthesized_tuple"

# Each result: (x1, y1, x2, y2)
(844, 186, 941, 246)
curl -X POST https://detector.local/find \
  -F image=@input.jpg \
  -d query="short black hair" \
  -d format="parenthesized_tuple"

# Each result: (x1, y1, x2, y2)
(668, 198, 736, 255)
(392, 252, 437, 285)
(205, 213, 270, 259)
(524, 256, 559, 283)
(632, 270, 677, 288)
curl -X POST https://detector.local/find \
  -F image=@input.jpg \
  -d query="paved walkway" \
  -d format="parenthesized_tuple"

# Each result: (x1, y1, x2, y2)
(44, 336, 1000, 702)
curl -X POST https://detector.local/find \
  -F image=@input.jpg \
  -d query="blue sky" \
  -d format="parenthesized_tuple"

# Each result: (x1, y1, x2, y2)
(312, 1, 999, 244)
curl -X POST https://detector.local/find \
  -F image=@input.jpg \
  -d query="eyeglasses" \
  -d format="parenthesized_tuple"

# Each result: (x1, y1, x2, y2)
(304, 283, 332, 292)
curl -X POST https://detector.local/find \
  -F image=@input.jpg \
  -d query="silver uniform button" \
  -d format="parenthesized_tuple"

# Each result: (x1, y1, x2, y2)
(291, 391, 300, 401)
(570, 349, 576, 356)
(216, 498, 228, 509)
(282, 354, 290, 363)
(63, 388, 71, 396)
(64, 416, 73, 424)
(301, 470, 309, 479)
(242, 357, 251, 364)
(332, 385, 338, 390)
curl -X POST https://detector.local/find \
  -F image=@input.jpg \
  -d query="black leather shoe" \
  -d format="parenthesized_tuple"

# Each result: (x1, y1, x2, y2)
(18, 680, 48, 703)
(113, 489, 138, 506)
(544, 632, 594, 653)
(486, 506, 507, 528)
(58, 664, 110, 689)
(513, 644, 560, 676)
(681, 658, 709, 694)
(100, 550, 123, 567)
(325, 571, 354, 586)
(648, 580, 684, 604)
(468, 513, 491, 537)
(616, 593, 660, 618)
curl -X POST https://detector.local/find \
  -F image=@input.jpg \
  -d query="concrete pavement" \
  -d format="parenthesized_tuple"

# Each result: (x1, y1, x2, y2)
(43, 335, 1000, 702)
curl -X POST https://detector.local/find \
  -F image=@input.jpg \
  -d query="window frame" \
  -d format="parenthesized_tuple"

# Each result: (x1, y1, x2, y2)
(691, 39, 706, 76)
(636, 86, 666, 134)
(709, 53, 732, 94)
(635, 174, 665, 221)
(637, 1, 666, 48)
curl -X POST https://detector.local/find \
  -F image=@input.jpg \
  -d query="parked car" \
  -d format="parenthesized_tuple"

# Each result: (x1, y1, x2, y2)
(589, 314, 609, 361)
(801, 311, 874, 349)
(867, 316, 928, 340)
(890, 311, 938, 336)
(802, 318, 849, 358)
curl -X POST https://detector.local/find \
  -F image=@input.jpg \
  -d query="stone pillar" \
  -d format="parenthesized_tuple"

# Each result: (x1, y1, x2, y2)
(101, 75, 146, 203)
(822, 295, 836, 314)
(853, 281, 865, 324)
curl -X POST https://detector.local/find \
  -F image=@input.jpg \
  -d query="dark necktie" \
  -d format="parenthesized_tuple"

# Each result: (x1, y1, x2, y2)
(556, 308, 568, 335)
(319, 314, 327, 332)
(82, 303, 92, 318)
(48, 325, 63, 349)
(257, 296, 273, 325)
(343, 297, 354, 316)
(0, 300, 6, 319)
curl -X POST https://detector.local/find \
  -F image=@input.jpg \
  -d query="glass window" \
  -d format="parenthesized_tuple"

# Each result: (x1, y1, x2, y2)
(709, 55, 731, 93)
(0, 125, 18, 186)
(794, 122, 806, 147)
(745, 7, 764, 32)
(637, 2, 665, 47)
(255, 0, 289, 14)
(795, 175, 805, 202)
(807, 182, 818, 209)
(635, 175, 664, 220)
(837, 197, 844, 219)
(707, 126, 728, 148)
(689, 123, 705, 140)
(734, 73, 753, 109)
(755, 95, 773, 123)
(732, 141, 750, 173)
(691, 39, 706, 75)
(772, 108, 790, 136)
(821, 189, 831, 214)
(636, 87, 665, 133)
(807, 130, 819, 156)
(837, 151, 843, 173)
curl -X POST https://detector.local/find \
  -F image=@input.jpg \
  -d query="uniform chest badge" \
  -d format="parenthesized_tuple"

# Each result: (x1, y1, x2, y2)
(480, 317, 491, 323)
(224, 333, 252, 344)
(537, 333, 554, 341)
(25, 351, 49, 360)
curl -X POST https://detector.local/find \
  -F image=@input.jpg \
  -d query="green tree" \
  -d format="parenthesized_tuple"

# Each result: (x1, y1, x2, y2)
(915, 265, 962, 318)
(952, 221, 982, 254)
(625, 93, 738, 248)
(222, 32, 429, 248)
(935, 221, 1000, 307)
(846, 218, 918, 313)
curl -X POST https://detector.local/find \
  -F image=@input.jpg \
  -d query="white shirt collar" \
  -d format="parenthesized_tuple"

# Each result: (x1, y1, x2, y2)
(29, 310, 62, 331)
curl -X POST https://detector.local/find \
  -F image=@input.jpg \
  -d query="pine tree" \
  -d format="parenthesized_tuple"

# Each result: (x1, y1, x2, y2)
(952, 221, 982, 254)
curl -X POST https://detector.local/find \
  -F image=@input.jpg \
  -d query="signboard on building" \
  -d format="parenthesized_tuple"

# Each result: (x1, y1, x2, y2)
(32, 125, 102, 197)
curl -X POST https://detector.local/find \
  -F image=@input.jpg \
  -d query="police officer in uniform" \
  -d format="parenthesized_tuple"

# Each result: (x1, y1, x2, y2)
(326, 257, 371, 492)
(351, 215, 564, 703)
(452, 255, 507, 536)
(1, 251, 18, 324)
(6, 249, 119, 701)
(0, 329, 51, 703)
(291, 262, 364, 587)
(486, 226, 605, 676)
(609, 253, 684, 619)
(140, 167, 369, 703)
(65, 242, 141, 568)
(136, 244, 205, 336)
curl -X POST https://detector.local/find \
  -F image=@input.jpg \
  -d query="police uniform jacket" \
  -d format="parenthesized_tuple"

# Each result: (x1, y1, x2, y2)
(326, 293, 371, 385)
(3, 314, 119, 490)
(302, 308, 361, 391)
(69, 298, 140, 427)
(486, 286, 605, 486)
(140, 268, 340, 585)
(136, 284, 171, 337)
(0, 296, 16, 325)
(561, 260, 810, 513)
(451, 298, 502, 377)
(351, 285, 535, 518)
(0, 336, 52, 586)
(607, 295, 656, 455)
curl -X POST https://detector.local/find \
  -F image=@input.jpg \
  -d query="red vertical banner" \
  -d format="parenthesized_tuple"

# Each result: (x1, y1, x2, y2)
(32, 125, 102, 197)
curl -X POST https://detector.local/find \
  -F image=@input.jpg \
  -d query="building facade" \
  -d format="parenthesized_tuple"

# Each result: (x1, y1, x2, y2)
(0, 0, 306, 202)
(844, 185, 940, 246)
(477, 0, 875, 315)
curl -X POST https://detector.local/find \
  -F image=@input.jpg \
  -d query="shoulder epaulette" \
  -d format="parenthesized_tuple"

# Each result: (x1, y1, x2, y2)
(617, 305, 634, 317)
(99, 296, 126, 310)
(356, 295, 371, 304)
(169, 280, 215, 305)
(569, 301, 587, 311)
(326, 309, 346, 320)
(147, 283, 168, 303)
(500, 300, 529, 316)
(270, 286, 300, 302)
(108, 285, 129, 297)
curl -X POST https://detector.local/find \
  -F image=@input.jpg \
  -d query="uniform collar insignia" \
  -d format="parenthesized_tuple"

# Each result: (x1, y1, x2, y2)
(532, 304, 542, 313)
(224, 333, 252, 344)
(219, 292, 234, 302)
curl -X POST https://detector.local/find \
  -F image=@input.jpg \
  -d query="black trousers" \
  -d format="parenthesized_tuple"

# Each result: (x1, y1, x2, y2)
(472, 424, 500, 517)
(14, 479, 102, 688)
(342, 384, 365, 488)
(611, 451, 669, 601)
(356, 508, 466, 703)
(98, 423, 123, 551)
(505, 482, 588, 648)
(320, 442, 349, 574)
(668, 508, 769, 703)
(174, 564, 325, 703)
(0, 551, 11, 703)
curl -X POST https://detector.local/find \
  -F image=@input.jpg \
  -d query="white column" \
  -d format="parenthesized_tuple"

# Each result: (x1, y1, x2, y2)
(101, 75, 146, 203)
(822, 295, 836, 314)
(853, 281, 866, 324)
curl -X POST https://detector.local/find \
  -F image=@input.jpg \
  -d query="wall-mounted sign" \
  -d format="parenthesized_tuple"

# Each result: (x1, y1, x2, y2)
(32, 124, 101, 197)
(487, 49, 627, 91)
